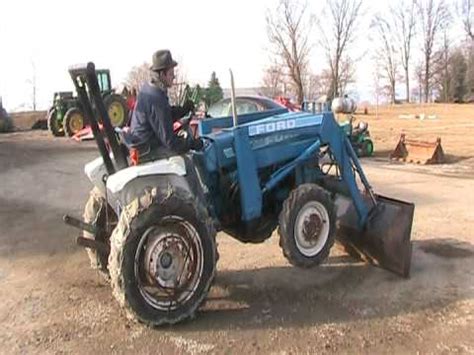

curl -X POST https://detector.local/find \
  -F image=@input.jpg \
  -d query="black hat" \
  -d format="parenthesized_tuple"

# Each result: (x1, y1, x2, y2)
(150, 49, 178, 72)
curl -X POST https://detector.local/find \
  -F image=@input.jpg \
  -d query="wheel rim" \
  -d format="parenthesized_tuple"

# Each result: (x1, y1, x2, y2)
(69, 112, 84, 133)
(108, 102, 125, 127)
(294, 201, 330, 257)
(135, 216, 204, 311)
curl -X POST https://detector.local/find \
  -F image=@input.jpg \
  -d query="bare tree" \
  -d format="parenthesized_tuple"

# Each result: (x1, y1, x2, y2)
(317, 69, 334, 98)
(124, 62, 188, 105)
(304, 70, 333, 100)
(372, 62, 383, 117)
(466, 43, 474, 97)
(392, 0, 417, 102)
(261, 65, 286, 98)
(432, 31, 451, 102)
(125, 62, 151, 92)
(336, 56, 356, 95)
(168, 68, 188, 106)
(317, 0, 363, 99)
(459, 0, 474, 40)
(414, 60, 425, 103)
(266, 0, 312, 104)
(27, 59, 37, 111)
(372, 15, 399, 104)
(418, 0, 450, 102)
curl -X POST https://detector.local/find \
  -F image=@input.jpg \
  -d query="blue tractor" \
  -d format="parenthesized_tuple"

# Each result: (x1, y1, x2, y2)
(64, 64, 414, 326)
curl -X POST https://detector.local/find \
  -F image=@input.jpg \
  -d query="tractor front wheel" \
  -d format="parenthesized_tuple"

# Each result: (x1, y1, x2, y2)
(47, 108, 65, 137)
(108, 186, 217, 326)
(278, 184, 336, 268)
(104, 94, 128, 128)
(63, 108, 85, 137)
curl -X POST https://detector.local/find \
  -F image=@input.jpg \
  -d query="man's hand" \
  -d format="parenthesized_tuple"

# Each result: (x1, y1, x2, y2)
(190, 137, 204, 151)
(179, 116, 192, 129)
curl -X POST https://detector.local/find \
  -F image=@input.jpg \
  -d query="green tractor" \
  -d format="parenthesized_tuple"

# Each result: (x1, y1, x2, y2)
(47, 69, 128, 137)
(303, 97, 374, 157)
(331, 96, 374, 157)
(340, 118, 374, 157)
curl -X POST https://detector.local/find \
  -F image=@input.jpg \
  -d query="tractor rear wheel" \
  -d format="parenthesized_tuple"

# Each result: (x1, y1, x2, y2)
(278, 184, 336, 268)
(109, 186, 217, 326)
(83, 187, 117, 280)
(63, 107, 85, 137)
(104, 94, 128, 128)
(47, 108, 65, 137)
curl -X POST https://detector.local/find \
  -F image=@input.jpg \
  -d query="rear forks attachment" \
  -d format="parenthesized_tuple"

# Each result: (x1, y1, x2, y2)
(63, 214, 110, 254)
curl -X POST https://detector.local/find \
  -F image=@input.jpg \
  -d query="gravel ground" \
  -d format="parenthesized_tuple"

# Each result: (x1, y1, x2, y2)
(0, 130, 472, 354)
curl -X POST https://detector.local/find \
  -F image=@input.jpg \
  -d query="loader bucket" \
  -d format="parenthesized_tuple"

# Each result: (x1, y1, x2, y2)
(390, 134, 445, 164)
(335, 194, 415, 277)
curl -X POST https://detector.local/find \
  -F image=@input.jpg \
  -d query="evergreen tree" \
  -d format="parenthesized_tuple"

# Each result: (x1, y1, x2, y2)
(205, 72, 223, 107)
(450, 50, 468, 102)
(192, 84, 205, 106)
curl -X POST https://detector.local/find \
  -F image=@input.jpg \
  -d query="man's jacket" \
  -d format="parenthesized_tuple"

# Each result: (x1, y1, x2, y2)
(129, 83, 189, 154)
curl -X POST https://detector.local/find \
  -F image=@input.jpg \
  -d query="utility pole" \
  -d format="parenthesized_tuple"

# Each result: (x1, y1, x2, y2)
(28, 59, 37, 111)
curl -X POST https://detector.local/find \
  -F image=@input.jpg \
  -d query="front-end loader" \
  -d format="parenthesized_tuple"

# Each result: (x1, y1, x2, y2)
(64, 63, 414, 326)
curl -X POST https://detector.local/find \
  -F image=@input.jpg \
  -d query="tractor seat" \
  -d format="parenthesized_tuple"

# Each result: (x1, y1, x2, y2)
(115, 128, 171, 166)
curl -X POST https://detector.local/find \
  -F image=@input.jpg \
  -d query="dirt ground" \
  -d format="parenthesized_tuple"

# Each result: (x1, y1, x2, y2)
(0, 104, 473, 354)
(355, 103, 474, 162)
(9, 111, 47, 130)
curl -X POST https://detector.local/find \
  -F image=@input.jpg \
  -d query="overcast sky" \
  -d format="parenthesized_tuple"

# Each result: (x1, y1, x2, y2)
(0, 0, 464, 111)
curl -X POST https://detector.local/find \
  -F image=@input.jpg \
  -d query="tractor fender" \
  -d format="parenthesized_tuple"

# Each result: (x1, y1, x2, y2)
(114, 155, 208, 205)
(111, 155, 209, 217)
(84, 156, 109, 196)
(84, 155, 187, 205)
(85, 154, 210, 223)
(106, 156, 186, 194)
(111, 173, 195, 210)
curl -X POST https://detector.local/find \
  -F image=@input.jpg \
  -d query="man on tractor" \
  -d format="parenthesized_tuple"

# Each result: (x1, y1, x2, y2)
(129, 49, 203, 163)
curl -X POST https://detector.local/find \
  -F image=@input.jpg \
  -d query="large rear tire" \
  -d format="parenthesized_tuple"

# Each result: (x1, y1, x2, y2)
(362, 139, 374, 157)
(83, 187, 117, 280)
(47, 108, 65, 137)
(109, 186, 217, 326)
(104, 94, 128, 128)
(63, 107, 85, 137)
(278, 184, 336, 268)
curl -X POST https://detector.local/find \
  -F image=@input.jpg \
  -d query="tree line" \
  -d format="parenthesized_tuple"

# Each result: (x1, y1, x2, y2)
(124, 0, 473, 107)
(263, 0, 474, 104)
(125, 64, 223, 107)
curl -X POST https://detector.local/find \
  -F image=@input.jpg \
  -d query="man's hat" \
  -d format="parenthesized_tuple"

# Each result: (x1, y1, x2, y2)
(150, 50, 178, 72)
